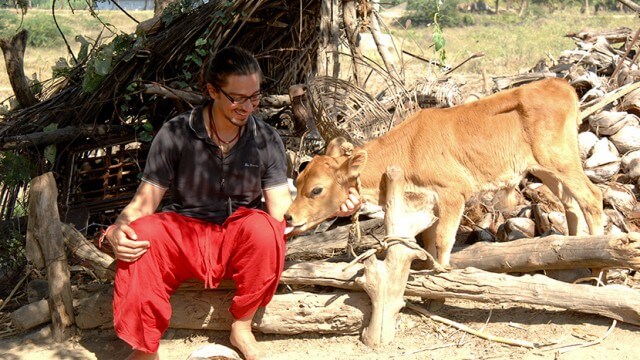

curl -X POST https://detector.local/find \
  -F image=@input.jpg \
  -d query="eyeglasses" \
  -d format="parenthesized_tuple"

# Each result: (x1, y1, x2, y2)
(216, 86, 261, 105)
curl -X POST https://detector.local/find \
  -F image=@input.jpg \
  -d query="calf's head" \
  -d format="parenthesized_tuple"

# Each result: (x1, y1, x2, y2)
(285, 137, 367, 234)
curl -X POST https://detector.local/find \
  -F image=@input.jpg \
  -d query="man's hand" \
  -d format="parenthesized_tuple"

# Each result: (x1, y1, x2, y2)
(105, 224, 150, 262)
(334, 187, 362, 218)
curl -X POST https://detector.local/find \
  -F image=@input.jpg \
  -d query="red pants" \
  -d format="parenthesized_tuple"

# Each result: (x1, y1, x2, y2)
(113, 208, 286, 353)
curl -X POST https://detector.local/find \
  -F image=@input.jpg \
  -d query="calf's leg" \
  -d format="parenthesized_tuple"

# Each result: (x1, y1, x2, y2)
(421, 192, 465, 267)
(532, 169, 604, 236)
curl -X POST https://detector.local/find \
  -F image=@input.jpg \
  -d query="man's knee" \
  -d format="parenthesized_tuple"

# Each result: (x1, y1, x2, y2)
(238, 211, 283, 250)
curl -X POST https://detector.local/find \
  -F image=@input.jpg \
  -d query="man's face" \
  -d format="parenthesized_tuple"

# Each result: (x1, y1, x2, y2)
(208, 73, 261, 127)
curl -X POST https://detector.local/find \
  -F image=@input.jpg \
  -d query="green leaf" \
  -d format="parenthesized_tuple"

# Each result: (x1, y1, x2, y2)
(142, 122, 154, 132)
(192, 56, 202, 67)
(433, 32, 445, 52)
(93, 44, 115, 76)
(43, 123, 58, 132)
(195, 37, 207, 47)
(139, 131, 154, 143)
(94, 55, 113, 76)
(44, 144, 57, 166)
(76, 35, 90, 64)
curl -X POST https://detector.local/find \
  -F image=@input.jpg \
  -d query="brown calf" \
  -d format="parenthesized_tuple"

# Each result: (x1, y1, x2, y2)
(284, 78, 604, 266)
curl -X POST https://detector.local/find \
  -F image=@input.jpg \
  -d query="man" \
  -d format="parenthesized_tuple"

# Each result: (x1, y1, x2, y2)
(104, 46, 359, 360)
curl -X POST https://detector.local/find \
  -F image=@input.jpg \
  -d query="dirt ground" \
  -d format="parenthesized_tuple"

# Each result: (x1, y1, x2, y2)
(1, 295, 638, 360)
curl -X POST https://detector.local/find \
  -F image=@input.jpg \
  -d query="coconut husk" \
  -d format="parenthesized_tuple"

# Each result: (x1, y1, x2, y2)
(584, 137, 620, 168)
(610, 124, 640, 153)
(601, 183, 637, 216)
(585, 162, 622, 183)
(619, 88, 640, 117)
(588, 111, 633, 136)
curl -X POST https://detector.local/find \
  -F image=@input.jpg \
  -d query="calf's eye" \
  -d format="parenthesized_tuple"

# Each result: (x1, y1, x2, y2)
(310, 187, 323, 197)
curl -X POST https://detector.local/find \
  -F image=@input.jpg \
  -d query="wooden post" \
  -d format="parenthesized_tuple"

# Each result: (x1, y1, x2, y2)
(26, 172, 74, 341)
(317, 0, 340, 77)
(342, 0, 365, 87)
(368, 1, 400, 81)
(359, 166, 435, 348)
(0, 29, 38, 108)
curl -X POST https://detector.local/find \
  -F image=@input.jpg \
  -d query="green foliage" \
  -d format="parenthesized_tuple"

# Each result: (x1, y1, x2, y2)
(182, 37, 208, 82)
(432, 6, 446, 65)
(0, 11, 71, 48)
(136, 121, 154, 143)
(82, 33, 135, 93)
(405, 0, 475, 27)
(0, 152, 33, 187)
(161, 0, 206, 26)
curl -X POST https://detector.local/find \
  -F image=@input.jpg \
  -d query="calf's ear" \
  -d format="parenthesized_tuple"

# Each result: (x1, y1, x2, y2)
(326, 137, 354, 158)
(347, 150, 367, 179)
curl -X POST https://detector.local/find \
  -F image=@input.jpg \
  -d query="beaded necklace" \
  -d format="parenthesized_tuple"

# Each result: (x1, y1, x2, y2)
(209, 104, 241, 145)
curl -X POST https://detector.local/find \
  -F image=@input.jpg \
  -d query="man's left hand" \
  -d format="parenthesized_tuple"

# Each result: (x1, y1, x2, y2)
(334, 187, 362, 217)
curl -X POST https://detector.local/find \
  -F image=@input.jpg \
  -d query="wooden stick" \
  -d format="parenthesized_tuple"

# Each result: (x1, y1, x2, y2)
(0, 270, 30, 313)
(579, 81, 640, 120)
(406, 303, 537, 348)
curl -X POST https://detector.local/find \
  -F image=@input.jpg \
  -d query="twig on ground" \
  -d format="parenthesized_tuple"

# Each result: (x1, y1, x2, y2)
(0, 270, 31, 313)
(406, 302, 537, 348)
(542, 320, 617, 354)
(389, 343, 457, 358)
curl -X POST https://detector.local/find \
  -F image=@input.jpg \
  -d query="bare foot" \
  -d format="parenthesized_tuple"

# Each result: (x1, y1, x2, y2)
(230, 317, 262, 360)
(125, 350, 159, 360)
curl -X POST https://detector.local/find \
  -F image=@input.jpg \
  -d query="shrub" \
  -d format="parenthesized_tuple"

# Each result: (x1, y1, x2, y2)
(0, 11, 71, 48)
(403, 0, 476, 27)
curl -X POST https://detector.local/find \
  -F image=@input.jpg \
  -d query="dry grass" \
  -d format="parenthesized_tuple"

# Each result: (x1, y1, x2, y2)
(385, 10, 638, 80)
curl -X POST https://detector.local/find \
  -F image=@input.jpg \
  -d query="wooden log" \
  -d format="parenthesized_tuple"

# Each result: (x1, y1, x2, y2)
(281, 261, 640, 326)
(287, 219, 640, 272)
(60, 222, 116, 280)
(75, 284, 370, 333)
(0, 29, 38, 108)
(566, 26, 633, 44)
(142, 83, 289, 108)
(285, 218, 384, 259)
(449, 232, 640, 272)
(0, 125, 124, 150)
(617, 0, 640, 12)
(26, 173, 74, 341)
(10, 299, 50, 331)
